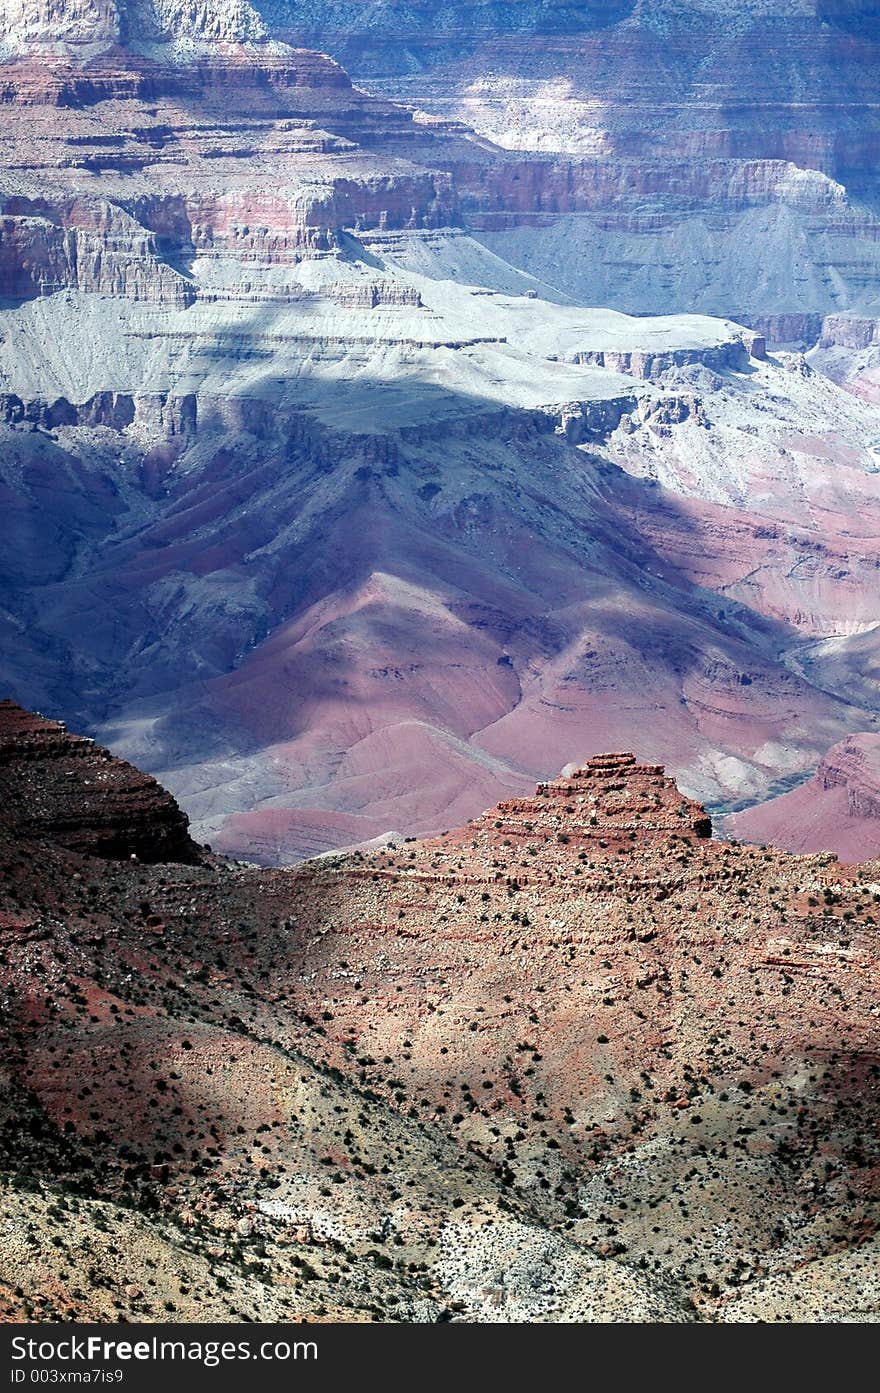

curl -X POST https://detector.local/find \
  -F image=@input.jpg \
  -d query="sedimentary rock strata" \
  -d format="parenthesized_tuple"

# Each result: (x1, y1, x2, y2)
(0, 2, 879, 864)
(728, 733, 880, 862)
(266, 0, 880, 326)
(0, 699, 198, 860)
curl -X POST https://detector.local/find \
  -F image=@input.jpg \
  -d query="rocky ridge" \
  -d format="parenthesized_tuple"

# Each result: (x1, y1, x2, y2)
(2, 714, 880, 1321)
(0, 698, 198, 860)
(469, 752, 714, 853)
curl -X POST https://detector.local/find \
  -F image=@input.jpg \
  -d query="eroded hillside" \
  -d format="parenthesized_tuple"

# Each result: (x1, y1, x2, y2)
(2, 707, 879, 1322)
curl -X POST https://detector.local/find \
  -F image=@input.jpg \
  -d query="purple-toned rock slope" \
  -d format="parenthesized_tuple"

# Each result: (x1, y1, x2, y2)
(1, 1, 879, 861)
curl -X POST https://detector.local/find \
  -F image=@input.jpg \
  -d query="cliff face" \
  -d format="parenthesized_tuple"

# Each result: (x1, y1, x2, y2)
(262, 0, 880, 187)
(0, 202, 195, 304)
(7, 0, 878, 330)
(471, 752, 714, 850)
(262, 0, 880, 326)
(0, 25, 465, 301)
(0, 0, 268, 49)
(820, 735, 880, 820)
(0, 699, 199, 860)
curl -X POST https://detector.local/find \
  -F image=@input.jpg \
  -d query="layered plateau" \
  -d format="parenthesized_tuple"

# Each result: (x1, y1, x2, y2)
(728, 732, 880, 863)
(262, 0, 880, 327)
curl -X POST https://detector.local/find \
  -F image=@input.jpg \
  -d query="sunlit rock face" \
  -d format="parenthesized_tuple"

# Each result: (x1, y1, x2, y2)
(0, 699, 199, 860)
(259, 0, 880, 325)
(727, 733, 880, 862)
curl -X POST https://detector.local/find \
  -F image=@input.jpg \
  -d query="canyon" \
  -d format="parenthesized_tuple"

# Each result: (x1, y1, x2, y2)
(728, 732, 880, 862)
(263, 0, 880, 328)
(2, 0, 880, 1331)
(2, 706, 880, 1321)
(1, 2, 880, 860)
(0, 697, 198, 861)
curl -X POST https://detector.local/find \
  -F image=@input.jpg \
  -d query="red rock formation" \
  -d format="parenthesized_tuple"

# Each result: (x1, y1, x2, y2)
(0, 200, 195, 304)
(466, 753, 713, 854)
(0, 27, 472, 306)
(0, 699, 199, 861)
(269, 0, 880, 324)
(3, 722, 880, 1320)
(727, 733, 880, 863)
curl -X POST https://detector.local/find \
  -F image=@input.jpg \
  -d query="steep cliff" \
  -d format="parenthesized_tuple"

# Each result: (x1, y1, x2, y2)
(0, 0, 268, 50)
(261, 0, 880, 326)
(3, 723, 880, 1320)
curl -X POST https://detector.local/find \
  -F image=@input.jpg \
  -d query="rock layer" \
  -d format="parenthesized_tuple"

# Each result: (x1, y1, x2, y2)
(267, 0, 880, 326)
(473, 752, 713, 850)
(1, 7, 879, 860)
(0, 699, 198, 860)
(727, 733, 880, 861)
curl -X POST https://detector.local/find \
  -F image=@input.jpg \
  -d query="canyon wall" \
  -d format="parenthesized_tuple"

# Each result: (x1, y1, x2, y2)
(1, 4, 880, 860)
(727, 733, 880, 861)
(261, 0, 880, 326)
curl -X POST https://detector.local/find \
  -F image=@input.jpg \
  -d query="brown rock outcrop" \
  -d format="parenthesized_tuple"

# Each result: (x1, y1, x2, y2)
(553, 338, 755, 380)
(0, 699, 199, 861)
(819, 315, 880, 351)
(270, 1, 880, 322)
(467, 753, 713, 856)
(0, 201, 195, 305)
